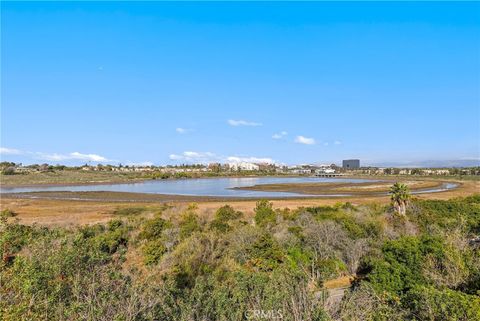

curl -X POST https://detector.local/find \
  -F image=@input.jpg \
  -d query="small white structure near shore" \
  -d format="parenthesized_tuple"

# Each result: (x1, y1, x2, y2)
(315, 164, 335, 174)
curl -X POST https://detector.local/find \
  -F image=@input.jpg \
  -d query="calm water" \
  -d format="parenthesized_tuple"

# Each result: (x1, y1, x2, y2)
(0, 177, 458, 198)
(1, 177, 378, 198)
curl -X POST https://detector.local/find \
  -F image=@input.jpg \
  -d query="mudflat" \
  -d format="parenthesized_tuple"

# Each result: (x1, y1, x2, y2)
(232, 179, 444, 195)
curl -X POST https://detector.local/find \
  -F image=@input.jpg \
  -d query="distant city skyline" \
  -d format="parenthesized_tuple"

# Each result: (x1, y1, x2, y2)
(2, 2, 479, 167)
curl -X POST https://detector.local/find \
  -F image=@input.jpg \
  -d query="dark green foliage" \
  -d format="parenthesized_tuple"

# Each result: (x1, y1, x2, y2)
(461, 269, 480, 295)
(406, 286, 480, 321)
(179, 212, 201, 239)
(413, 197, 480, 233)
(138, 216, 172, 264)
(306, 205, 339, 215)
(210, 205, 243, 233)
(340, 202, 356, 211)
(246, 234, 284, 271)
(254, 200, 277, 228)
(0, 223, 42, 267)
(285, 246, 311, 270)
(139, 216, 170, 240)
(364, 236, 446, 294)
(95, 220, 129, 254)
(215, 205, 243, 221)
(209, 219, 231, 233)
(143, 239, 167, 265)
(155, 268, 324, 321)
(316, 258, 348, 281)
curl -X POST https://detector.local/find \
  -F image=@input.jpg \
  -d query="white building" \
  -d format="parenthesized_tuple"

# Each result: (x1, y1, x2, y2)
(228, 162, 260, 171)
(315, 164, 336, 174)
(315, 167, 335, 174)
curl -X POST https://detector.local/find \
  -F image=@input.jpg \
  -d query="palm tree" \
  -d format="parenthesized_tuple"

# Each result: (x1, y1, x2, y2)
(389, 182, 411, 216)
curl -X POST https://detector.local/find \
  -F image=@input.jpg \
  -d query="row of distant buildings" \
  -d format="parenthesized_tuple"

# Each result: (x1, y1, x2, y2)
(4, 161, 341, 175)
(6, 158, 476, 176)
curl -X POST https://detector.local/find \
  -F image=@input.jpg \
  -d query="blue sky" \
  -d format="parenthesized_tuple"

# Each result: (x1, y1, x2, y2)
(1, 2, 479, 166)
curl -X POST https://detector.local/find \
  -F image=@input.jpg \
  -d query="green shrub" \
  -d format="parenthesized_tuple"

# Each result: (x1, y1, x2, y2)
(285, 246, 311, 270)
(254, 200, 277, 228)
(179, 212, 201, 239)
(209, 205, 243, 233)
(0, 223, 38, 265)
(246, 234, 284, 271)
(363, 235, 453, 294)
(139, 216, 170, 241)
(406, 285, 480, 321)
(214, 205, 243, 222)
(94, 223, 128, 254)
(413, 196, 480, 233)
(316, 258, 348, 282)
(143, 239, 167, 265)
(209, 219, 231, 233)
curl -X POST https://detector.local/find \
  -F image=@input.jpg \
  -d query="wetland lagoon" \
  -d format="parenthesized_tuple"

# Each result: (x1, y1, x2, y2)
(0, 176, 458, 198)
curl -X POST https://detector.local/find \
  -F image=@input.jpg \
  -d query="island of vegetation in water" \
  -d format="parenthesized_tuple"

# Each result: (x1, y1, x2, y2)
(1, 191, 479, 320)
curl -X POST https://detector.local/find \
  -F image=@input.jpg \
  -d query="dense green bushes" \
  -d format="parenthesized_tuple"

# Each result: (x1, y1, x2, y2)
(413, 196, 480, 233)
(210, 205, 244, 233)
(1, 195, 479, 320)
(406, 286, 480, 321)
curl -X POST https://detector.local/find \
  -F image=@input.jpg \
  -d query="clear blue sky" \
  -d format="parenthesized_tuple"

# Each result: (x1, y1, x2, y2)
(2, 2, 479, 166)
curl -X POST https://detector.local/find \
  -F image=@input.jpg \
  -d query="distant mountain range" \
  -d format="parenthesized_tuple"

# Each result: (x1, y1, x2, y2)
(367, 159, 480, 168)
